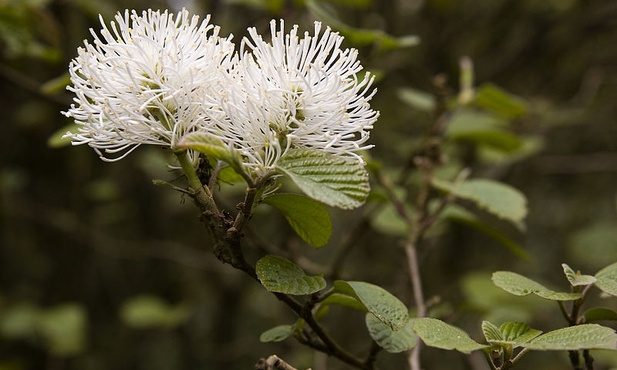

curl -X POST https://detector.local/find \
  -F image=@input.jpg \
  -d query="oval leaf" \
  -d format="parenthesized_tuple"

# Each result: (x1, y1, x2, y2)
(583, 308, 617, 323)
(260, 325, 294, 343)
(48, 123, 79, 148)
(320, 293, 367, 312)
(524, 324, 617, 351)
(37, 304, 87, 356)
(398, 87, 435, 112)
(306, 0, 419, 50)
(595, 262, 617, 296)
(120, 295, 190, 329)
(177, 132, 239, 165)
(411, 318, 487, 354)
(366, 313, 417, 353)
(473, 83, 528, 119)
(492, 271, 581, 301)
(256, 255, 326, 295)
(446, 110, 523, 152)
(482, 320, 504, 342)
(262, 193, 332, 248)
(275, 148, 370, 210)
(433, 179, 527, 228)
(499, 322, 542, 346)
(333, 281, 408, 331)
(563, 263, 597, 287)
(442, 205, 530, 260)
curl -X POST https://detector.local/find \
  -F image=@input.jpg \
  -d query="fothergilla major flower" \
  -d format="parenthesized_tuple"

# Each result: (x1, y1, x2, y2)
(63, 10, 378, 177)
(208, 19, 379, 177)
(63, 9, 234, 161)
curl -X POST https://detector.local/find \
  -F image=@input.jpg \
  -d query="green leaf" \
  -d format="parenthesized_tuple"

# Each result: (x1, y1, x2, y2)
(177, 132, 238, 165)
(321, 0, 371, 7)
(120, 295, 190, 329)
(595, 262, 617, 296)
(371, 200, 412, 237)
(446, 110, 523, 152)
(37, 304, 87, 356)
(568, 223, 617, 268)
(0, 303, 39, 340)
(524, 324, 617, 351)
(48, 123, 79, 148)
(320, 293, 367, 311)
(259, 325, 294, 343)
(40, 73, 71, 95)
(432, 179, 527, 228)
(477, 136, 544, 165)
(397, 87, 435, 112)
(262, 193, 332, 248)
(411, 318, 487, 354)
(562, 263, 597, 287)
(583, 308, 617, 323)
(333, 281, 408, 330)
(492, 271, 581, 301)
(306, 0, 419, 50)
(216, 165, 245, 184)
(472, 83, 528, 119)
(441, 205, 529, 260)
(461, 272, 539, 324)
(499, 322, 542, 346)
(482, 321, 504, 342)
(276, 148, 370, 210)
(256, 255, 326, 295)
(366, 313, 417, 353)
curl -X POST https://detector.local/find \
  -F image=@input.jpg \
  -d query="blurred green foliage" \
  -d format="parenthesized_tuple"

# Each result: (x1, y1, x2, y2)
(0, 0, 616, 369)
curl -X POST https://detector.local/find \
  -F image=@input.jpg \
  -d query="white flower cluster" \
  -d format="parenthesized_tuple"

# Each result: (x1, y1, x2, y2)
(64, 9, 379, 177)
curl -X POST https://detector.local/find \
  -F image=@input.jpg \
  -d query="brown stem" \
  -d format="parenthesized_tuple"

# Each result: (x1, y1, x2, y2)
(176, 159, 370, 370)
(256, 355, 300, 370)
(583, 349, 594, 370)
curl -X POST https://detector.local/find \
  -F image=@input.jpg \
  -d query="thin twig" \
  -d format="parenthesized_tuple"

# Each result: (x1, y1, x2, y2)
(256, 355, 304, 370)
(176, 156, 371, 370)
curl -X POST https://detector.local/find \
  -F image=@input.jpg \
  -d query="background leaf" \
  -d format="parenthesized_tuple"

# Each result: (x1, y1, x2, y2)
(398, 87, 435, 112)
(306, 0, 419, 50)
(492, 271, 581, 301)
(259, 325, 294, 343)
(583, 308, 617, 323)
(432, 179, 527, 228)
(37, 304, 87, 357)
(523, 324, 617, 351)
(262, 193, 332, 248)
(276, 148, 370, 209)
(595, 262, 617, 296)
(120, 295, 190, 329)
(446, 110, 523, 152)
(440, 205, 529, 260)
(365, 313, 416, 353)
(47, 123, 78, 148)
(472, 83, 528, 119)
(256, 255, 326, 295)
(411, 318, 486, 354)
(333, 281, 408, 330)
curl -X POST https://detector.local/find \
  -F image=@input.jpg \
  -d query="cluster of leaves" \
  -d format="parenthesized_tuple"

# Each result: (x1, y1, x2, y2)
(253, 258, 617, 368)
(173, 32, 617, 368)
(413, 262, 617, 369)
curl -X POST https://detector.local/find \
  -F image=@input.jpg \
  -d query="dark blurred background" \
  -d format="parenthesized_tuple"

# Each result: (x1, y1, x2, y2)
(1, 0, 616, 369)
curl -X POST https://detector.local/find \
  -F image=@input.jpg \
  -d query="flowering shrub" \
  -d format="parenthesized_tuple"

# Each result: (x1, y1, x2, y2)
(61, 8, 617, 370)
